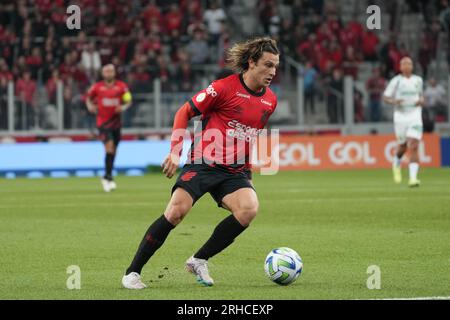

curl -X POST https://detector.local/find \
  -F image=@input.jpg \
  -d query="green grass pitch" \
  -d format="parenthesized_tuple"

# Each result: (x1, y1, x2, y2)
(0, 168, 449, 300)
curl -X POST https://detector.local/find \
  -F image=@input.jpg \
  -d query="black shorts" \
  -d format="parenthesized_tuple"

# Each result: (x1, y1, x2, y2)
(98, 127, 121, 146)
(172, 164, 255, 208)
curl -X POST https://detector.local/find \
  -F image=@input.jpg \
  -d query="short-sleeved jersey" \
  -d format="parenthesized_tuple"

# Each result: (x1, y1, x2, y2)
(383, 74, 423, 123)
(87, 80, 130, 129)
(187, 73, 277, 173)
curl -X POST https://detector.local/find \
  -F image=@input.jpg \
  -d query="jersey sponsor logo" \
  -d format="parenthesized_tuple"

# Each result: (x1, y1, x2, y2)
(206, 84, 217, 97)
(400, 90, 418, 96)
(196, 92, 206, 103)
(227, 119, 263, 143)
(102, 98, 120, 107)
(236, 92, 250, 99)
(260, 99, 272, 107)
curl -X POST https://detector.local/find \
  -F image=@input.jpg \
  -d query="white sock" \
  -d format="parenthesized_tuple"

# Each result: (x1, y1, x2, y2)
(393, 156, 401, 167)
(409, 162, 419, 181)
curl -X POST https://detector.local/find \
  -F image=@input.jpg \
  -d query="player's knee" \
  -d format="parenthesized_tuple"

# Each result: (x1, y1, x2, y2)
(408, 140, 419, 151)
(234, 202, 259, 226)
(164, 201, 190, 225)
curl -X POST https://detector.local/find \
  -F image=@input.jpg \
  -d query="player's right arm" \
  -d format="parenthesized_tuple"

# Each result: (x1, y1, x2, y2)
(162, 80, 223, 178)
(162, 102, 197, 179)
(382, 76, 403, 106)
(86, 83, 98, 114)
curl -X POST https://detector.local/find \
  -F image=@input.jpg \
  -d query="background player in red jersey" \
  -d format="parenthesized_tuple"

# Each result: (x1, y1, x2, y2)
(86, 64, 132, 192)
(122, 38, 279, 289)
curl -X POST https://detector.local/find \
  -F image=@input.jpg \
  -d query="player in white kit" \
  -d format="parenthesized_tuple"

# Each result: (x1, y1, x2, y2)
(383, 57, 424, 187)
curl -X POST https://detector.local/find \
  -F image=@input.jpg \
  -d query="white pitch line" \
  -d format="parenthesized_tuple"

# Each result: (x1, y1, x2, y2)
(0, 202, 164, 209)
(370, 296, 450, 300)
(286, 196, 450, 203)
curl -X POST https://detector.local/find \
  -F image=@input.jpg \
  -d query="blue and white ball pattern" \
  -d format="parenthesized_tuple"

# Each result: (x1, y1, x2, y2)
(264, 247, 303, 285)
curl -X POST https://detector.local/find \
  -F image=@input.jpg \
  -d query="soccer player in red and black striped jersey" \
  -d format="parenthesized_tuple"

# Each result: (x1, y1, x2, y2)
(122, 38, 279, 289)
(86, 64, 132, 192)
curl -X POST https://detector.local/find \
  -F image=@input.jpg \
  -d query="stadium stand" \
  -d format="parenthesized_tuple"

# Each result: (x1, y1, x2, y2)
(0, 0, 449, 136)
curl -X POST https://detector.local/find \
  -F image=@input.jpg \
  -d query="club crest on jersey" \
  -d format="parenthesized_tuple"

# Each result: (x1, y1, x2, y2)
(196, 92, 206, 102)
(206, 84, 217, 97)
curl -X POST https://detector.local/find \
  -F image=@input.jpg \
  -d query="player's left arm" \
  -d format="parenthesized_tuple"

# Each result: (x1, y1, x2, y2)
(115, 84, 133, 113)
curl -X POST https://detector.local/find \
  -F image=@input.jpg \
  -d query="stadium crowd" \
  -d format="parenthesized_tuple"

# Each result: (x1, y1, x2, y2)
(0, 0, 449, 130)
(258, 0, 449, 123)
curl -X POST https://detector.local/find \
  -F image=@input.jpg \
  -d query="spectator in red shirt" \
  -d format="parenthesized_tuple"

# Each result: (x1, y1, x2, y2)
(26, 47, 43, 79)
(164, 4, 182, 34)
(347, 15, 364, 41)
(342, 46, 362, 79)
(316, 22, 332, 44)
(59, 53, 75, 81)
(142, 0, 162, 31)
(45, 69, 60, 105)
(361, 30, 380, 62)
(297, 34, 318, 64)
(96, 19, 116, 38)
(0, 59, 13, 82)
(183, 1, 203, 33)
(328, 40, 343, 67)
(340, 16, 362, 50)
(15, 71, 37, 129)
(35, 0, 53, 14)
(326, 13, 341, 36)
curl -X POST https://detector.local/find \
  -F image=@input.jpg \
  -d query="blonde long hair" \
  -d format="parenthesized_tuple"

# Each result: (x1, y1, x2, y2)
(225, 37, 279, 73)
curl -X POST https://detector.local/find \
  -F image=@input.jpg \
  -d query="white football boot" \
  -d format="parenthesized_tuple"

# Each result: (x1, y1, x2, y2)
(101, 178, 112, 192)
(408, 179, 421, 188)
(109, 180, 117, 191)
(392, 163, 402, 184)
(122, 272, 147, 290)
(185, 256, 214, 286)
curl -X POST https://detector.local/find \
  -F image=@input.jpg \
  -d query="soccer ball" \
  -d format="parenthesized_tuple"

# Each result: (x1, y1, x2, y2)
(264, 247, 303, 285)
